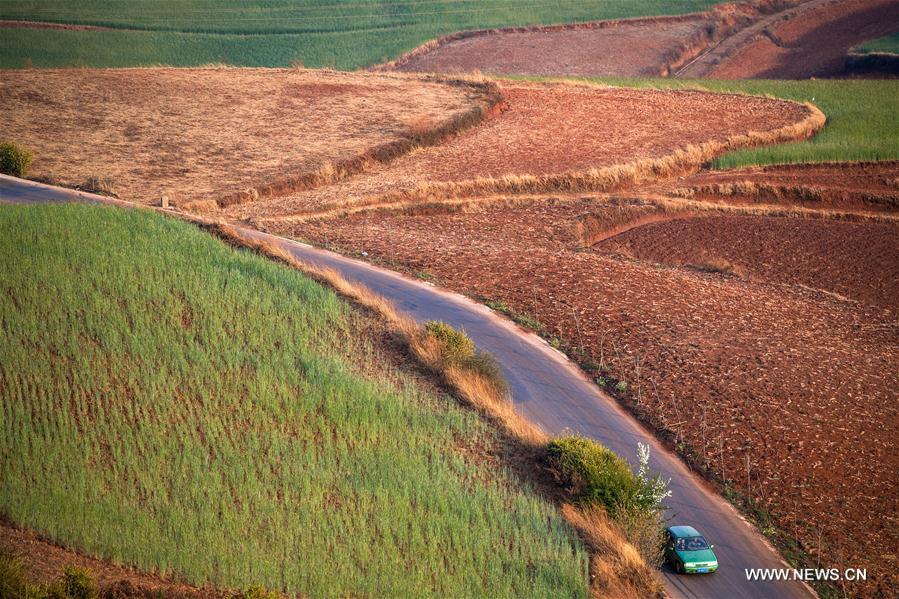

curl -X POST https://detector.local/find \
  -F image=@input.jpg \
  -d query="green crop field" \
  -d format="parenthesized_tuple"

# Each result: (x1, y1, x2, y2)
(0, 204, 589, 596)
(522, 76, 899, 167)
(0, 0, 721, 69)
(855, 32, 899, 54)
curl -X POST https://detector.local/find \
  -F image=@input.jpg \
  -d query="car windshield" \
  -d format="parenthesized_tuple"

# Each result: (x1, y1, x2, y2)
(676, 536, 710, 551)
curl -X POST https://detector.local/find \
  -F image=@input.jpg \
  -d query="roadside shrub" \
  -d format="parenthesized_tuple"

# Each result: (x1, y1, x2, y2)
(548, 435, 639, 518)
(0, 141, 33, 177)
(549, 438, 671, 566)
(423, 320, 508, 394)
(548, 437, 670, 519)
(424, 320, 475, 363)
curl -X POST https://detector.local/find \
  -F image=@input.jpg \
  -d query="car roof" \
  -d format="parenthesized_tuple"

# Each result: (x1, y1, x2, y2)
(667, 525, 702, 538)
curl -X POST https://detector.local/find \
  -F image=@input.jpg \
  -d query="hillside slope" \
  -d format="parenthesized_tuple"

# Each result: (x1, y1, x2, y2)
(0, 204, 589, 596)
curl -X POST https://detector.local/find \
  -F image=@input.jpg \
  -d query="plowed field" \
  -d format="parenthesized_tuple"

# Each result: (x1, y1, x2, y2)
(661, 161, 899, 212)
(393, 16, 711, 77)
(707, 0, 899, 78)
(268, 189, 898, 595)
(594, 214, 899, 310)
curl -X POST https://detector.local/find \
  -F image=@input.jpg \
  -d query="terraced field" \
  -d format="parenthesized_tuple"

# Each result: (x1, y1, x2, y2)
(221, 81, 819, 222)
(0, 67, 495, 207)
(4, 3, 898, 596)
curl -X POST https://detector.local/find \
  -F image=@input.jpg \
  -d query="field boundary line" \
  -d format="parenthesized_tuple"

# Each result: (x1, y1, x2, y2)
(254, 95, 825, 226)
(182, 75, 505, 213)
(374, 0, 806, 77)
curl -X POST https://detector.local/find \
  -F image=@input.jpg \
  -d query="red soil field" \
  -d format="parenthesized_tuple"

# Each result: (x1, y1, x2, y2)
(594, 214, 899, 310)
(393, 15, 712, 78)
(1, 522, 215, 597)
(662, 161, 899, 212)
(388, 1, 811, 79)
(225, 82, 816, 221)
(268, 194, 898, 596)
(706, 0, 899, 78)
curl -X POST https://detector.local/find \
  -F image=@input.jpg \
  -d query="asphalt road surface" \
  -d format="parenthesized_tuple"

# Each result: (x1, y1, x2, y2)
(1, 175, 816, 599)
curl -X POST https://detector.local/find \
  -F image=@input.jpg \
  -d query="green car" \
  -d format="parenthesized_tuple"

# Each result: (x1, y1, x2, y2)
(664, 526, 719, 574)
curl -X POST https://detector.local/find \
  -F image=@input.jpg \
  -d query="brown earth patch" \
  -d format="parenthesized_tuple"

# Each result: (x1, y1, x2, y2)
(0, 67, 489, 207)
(387, 1, 805, 78)
(271, 194, 898, 597)
(594, 213, 899, 310)
(1, 520, 216, 597)
(225, 82, 818, 222)
(662, 161, 899, 212)
(392, 15, 712, 78)
(705, 0, 899, 78)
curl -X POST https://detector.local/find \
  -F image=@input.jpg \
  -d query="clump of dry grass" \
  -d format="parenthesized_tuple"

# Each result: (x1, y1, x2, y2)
(687, 257, 745, 277)
(561, 505, 664, 599)
(77, 176, 118, 197)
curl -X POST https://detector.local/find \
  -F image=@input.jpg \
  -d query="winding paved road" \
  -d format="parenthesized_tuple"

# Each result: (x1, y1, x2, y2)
(1, 175, 816, 599)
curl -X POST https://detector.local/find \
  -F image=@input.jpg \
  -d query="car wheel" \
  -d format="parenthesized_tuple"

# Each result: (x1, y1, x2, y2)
(676, 561, 684, 574)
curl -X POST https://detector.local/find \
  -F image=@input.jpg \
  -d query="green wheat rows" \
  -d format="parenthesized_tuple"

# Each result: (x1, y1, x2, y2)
(0, 204, 589, 597)
(0, 0, 720, 69)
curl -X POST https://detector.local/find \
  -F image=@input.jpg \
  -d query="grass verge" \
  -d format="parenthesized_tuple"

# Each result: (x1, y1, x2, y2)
(0, 203, 590, 596)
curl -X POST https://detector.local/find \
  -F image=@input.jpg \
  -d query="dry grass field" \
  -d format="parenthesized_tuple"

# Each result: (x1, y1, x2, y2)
(0, 67, 495, 207)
